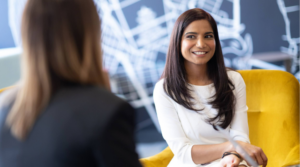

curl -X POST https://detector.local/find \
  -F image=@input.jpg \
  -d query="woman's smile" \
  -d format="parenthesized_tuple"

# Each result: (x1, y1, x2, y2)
(192, 51, 209, 57)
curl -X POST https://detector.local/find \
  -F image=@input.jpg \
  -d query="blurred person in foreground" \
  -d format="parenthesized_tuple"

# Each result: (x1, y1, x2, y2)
(0, 0, 142, 166)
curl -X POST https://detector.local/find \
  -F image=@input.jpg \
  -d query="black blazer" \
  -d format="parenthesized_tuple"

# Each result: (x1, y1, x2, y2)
(0, 86, 142, 167)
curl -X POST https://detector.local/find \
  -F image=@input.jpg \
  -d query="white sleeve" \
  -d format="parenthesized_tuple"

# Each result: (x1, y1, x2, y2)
(153, 80, 196, 165)
(229, 72, 250, 143)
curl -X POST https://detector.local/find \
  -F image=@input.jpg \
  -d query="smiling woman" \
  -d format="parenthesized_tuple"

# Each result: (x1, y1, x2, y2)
(153, 8, 268, 167)
(162, 8, 234, 130)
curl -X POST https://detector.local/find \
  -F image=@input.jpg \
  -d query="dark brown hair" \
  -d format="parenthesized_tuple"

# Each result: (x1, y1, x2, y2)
(162, 8, 235, 129)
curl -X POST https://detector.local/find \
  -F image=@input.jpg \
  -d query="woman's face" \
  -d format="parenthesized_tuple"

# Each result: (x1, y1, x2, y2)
(181, 19, 216, 67)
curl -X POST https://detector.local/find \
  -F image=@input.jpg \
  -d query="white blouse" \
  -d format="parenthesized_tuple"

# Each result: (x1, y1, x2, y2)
(153, 71, 250, 167)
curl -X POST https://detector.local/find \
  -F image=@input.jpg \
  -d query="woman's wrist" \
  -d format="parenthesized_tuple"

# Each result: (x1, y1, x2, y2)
(222, 152, 243, 161)
(219, 141, 235, 158)
(226, 141, 235, 152)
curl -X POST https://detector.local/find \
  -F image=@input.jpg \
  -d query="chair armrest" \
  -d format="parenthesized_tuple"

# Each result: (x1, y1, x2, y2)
(140, 147, 174, 167)
(282, 144, 300, 167)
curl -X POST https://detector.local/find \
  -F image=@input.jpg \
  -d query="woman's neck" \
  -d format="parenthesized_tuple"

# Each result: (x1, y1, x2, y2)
(184, 62, 212, 86)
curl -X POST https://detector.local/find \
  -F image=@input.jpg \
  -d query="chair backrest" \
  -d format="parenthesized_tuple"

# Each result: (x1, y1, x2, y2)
(239, 70, 299, 167)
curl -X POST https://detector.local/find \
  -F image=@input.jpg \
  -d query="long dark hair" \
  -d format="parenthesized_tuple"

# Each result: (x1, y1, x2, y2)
(162, 8, 235, 129)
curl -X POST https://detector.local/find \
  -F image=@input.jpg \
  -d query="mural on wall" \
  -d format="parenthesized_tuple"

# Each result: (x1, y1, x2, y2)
(277, 0, 299, 79)
(94, 0, 169, 131)
(7, 0, 300, 132)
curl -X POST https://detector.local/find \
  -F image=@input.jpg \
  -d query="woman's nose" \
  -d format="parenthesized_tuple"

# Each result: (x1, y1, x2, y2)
(196, 38, 206, 48)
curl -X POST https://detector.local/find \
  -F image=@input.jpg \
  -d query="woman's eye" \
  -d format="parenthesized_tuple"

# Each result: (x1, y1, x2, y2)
(187, 35, 195, 39)
(206, 35, 214, 38)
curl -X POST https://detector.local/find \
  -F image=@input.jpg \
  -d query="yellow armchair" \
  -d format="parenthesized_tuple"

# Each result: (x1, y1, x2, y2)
(140, 70, 299, 167)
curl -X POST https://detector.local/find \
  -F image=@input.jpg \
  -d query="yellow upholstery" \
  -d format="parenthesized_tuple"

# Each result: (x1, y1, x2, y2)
(140, 147, 174, 167)
(140, 70, 300, 167)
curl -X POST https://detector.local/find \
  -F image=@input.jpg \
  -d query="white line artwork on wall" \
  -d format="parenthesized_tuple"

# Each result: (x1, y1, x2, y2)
(277, 0, 300, 80)
(94, 0, 254, 131)
(95, 0, 168, 131)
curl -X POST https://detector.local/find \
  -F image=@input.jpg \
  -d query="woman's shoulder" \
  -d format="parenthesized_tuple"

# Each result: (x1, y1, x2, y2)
(55, 85, 126, 106)
(153, 78, 170, 99)
(154, 79, 165, 91)
(51, 86, 133, 126)
(227, 69, 241, 78)
(155, 78, 165, 86)
(226, 69, 246, 88)
(226, 70, 244, 82)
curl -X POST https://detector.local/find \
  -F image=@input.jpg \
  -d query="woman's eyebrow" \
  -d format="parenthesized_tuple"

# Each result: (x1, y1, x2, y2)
(205, 32, 214, 34)
(184, 32, 198, 35)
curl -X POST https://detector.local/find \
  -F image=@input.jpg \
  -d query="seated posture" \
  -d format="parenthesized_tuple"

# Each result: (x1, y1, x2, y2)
(153, 8, 267, 167)
(0, 0, 141, 166)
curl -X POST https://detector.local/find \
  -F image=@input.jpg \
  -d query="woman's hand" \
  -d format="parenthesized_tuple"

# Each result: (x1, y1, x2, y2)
(236, 141, 268, 167)
(218, 154, 241, 167)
